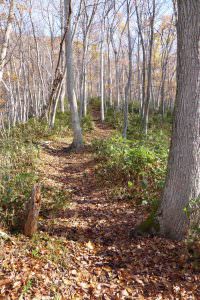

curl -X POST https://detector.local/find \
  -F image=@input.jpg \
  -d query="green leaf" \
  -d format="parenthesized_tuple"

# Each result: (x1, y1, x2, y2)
(128, 181, 133, 188)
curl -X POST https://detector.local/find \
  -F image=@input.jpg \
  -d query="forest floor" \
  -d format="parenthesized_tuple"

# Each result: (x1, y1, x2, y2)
(0, 113, 200, 299)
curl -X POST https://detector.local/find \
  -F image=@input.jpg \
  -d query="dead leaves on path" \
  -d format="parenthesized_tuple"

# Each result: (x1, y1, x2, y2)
(1, 130, 200, 299)
(1, 233, 200, 299)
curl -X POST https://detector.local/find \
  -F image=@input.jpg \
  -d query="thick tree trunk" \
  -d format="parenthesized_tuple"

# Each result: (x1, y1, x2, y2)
(158, 0, 200, 240)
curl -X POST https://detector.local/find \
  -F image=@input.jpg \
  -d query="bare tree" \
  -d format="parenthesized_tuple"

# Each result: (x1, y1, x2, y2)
(0, 0, 15, 83)
(65, 0, 83, 149)
(142, 0, 156, 135)
(79, 0, 99, 117)
(123, 0, 134, 138)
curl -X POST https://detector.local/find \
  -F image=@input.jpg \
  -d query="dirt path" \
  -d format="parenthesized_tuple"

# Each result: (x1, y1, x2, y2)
(37, 119, 199, 299)
(1, 118, 200, 299)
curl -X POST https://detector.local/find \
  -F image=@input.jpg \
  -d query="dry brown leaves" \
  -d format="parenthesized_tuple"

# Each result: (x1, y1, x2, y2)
(0, 123, 200, 299)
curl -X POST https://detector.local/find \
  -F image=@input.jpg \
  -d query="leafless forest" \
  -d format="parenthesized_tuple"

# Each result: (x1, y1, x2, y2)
(0, 0, 199, 299)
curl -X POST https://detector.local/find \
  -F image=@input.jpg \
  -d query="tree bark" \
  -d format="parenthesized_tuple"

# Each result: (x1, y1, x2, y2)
(100, 20, 105, 122)
(142, 0, 156, 135)
(59, 0, 66, 113)
(65, 0, 83, 149)
(135, 2, 146, 119)
(0, 0, 14, 83)
(158, 0, 200, 240)
(123, 0, 133, 138)
(24, 185, 41, 237)
(107, 29, 113, 107)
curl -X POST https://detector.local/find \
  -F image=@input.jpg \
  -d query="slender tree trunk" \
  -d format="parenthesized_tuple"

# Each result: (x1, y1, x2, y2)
(135, 3, 146, 119)
(100, 25, 105, 122)
(64, 0, 83, 149)
(80, 37, 88, 118)
(0, 0, 14, 82)
(59, 0, 66, 113)
(114, 54, 120, 109)
(158, 0, 200, 240)
(160, 70, 167, 118)
(107, 38, 112, 107)
(142, 0, 155, 135)
(49, 79, 63, 128)
(123, 0, 133, 138)
(137, 37, 142, 112)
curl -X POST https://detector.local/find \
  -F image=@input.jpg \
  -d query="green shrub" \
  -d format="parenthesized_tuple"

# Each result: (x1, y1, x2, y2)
(53, 111, 71, 137)
(128, 102, 141, 114)
(90, 97, 101, 110)
(105, 108, 123, 130)
(0, 109, 77, 228)
(104, 101, 172, 136)
(184, 196, 200, 269)
(7, 118, 51, 143)
(41, 185, 71, 215)
(184, 196, 200, 238)
(0, 136, 39, 228)
(93, 133, 168, 203)
(81, 113, 94, 132)
(7, 111, 72, 143)
(135, 198, 160, 234)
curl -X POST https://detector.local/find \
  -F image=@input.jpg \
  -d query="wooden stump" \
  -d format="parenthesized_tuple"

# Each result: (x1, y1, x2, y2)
(24, 184, 41, 237)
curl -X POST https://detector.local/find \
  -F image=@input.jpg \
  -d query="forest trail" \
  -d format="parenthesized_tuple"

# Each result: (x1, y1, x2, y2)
(1, 113, 199, 299)
(37, 112, 199, 299)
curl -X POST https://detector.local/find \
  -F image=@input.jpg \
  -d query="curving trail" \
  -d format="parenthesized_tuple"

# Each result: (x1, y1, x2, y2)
(0, 115, 200, 299)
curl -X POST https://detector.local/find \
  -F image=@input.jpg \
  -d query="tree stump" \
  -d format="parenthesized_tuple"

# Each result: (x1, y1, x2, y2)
(24, 184, 41, 237)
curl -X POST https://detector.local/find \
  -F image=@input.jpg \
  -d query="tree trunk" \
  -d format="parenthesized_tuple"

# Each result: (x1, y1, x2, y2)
(107, 38, 113, 107)
(0, 0, 14, 83)
(65, 0, 83, 149)
(59, 0, 66, 113)
(158, 0, 200, 240)
(123, 0, 133, 138)
(24, 185, 41, 237)
(100, 21, 105, 122)
(135, 3, 146, 119)
(80, 37, 88, 118)
(49, 79, 63, 128)
(142, 0, 155, 135)
(115, 55, 120, 109)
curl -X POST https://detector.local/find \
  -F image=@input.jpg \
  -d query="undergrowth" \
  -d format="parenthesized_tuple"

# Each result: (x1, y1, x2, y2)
(94, 109, 200, 245)
(0, 111, 72, 229)
(105, 108, 124, 130)
(0, 132, 39, 229)
(184, 196, 200, 267)
(41, 185, 71, 216)
(81, 113, 94, 132)
(93, 109, 171, 228)
(93, 133, 168, 204)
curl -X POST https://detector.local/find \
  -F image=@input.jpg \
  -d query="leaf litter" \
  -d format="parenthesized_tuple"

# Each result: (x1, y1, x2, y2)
(0, 122, 200, 299)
